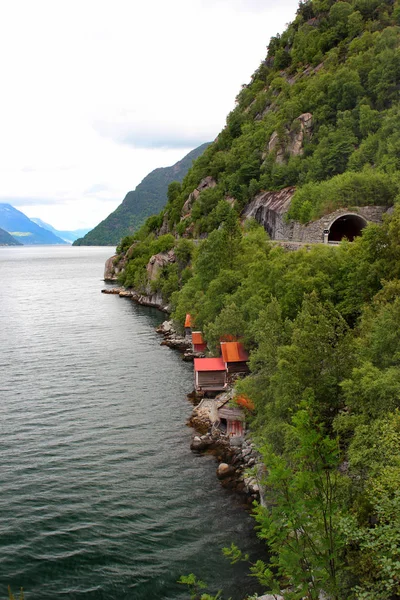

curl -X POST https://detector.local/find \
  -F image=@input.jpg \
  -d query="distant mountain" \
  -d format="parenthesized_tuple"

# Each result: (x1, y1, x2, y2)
(0, 204, 68, 245)
(73, 142, 211, 246)
(0, 227, 22, 246)
(31, 218, 91, 243)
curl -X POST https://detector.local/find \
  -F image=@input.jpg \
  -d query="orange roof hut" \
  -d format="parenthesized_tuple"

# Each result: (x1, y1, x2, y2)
(192, 331, 207, 353)
(220, 341, 249, 374)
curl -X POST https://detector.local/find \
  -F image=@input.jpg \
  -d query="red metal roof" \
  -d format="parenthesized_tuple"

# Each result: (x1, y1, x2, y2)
(220, 342, 249, 363)
(184, 314, 192, 328)
(194, 357, 226, 372)
(192, 332, 205, 345)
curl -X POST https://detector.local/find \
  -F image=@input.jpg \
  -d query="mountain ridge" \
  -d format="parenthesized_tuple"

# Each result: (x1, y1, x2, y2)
(0, 227, 22, 246)
(0, 204, 68, 245)
(31, 218, 90, 243)
(73, 143, 211, 246)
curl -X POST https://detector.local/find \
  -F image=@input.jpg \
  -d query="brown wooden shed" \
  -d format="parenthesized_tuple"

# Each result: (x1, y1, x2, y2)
(194, 357, 227, 393)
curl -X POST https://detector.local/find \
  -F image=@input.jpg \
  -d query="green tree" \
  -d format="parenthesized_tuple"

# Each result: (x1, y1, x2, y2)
(254, 409, 343, 600)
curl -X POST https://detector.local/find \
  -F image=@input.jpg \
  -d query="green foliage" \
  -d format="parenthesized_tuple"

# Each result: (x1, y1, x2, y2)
(178, 574, 207, 600)
(337, 412, 400, 599)
(204, 303, 247, 355)
(288, 168, 398, 222)
(254, 409, 343, 600)
(113, 6, 400, 598)
(175, 238, 195, 265)
(178, 574, 224, 600)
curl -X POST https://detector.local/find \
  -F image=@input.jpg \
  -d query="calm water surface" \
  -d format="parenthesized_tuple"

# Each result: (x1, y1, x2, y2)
(0, 246, 265, 600)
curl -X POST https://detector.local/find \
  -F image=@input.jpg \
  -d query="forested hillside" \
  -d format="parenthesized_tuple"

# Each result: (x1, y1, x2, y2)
(111, 0, 400, 598)
(111, 0, 400, 241)
(73, 143, 210, 246)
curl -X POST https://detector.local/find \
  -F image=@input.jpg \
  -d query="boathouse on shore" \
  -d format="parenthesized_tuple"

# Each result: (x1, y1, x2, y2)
(192, 331, 207, 353)
(217, 403, 245, 439)
(194, 357, 227, 394)
(220, 342, 249, 374)
(184, 313, 192, 337)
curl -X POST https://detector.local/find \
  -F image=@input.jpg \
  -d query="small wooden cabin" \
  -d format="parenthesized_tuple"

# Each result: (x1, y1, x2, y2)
(194, 357, 227, 394)
(184, 313, 192, 337)
(220, 342, 249, 374)
(192, 331, 207, 353)
(217, 405, 245, 438)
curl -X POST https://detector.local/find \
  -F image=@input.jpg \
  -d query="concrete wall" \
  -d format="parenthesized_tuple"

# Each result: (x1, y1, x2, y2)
(243, 189, 388, 243)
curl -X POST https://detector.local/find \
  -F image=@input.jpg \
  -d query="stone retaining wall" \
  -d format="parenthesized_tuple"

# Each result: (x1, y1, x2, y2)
(243, 189, 388, 244)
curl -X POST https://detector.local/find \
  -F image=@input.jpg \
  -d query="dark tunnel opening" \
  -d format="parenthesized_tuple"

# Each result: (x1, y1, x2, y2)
(328, 214, 367, 242)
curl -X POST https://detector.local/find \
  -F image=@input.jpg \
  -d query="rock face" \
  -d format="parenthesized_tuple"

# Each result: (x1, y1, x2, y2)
(266, 112, 313, 163)
(155, 319, 192, 353)
(146, 250, 176, 282)
(104, 255, 121, 281)
(157, 212, 170, 236)
(103, 247, 177, 311)
(243, 187, 296, 239)
(287, 112, 313, 157)
(181, 176, 217, 218)
(101, 287, 171, 312)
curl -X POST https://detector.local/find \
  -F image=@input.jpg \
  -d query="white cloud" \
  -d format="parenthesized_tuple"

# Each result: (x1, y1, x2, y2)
(0, 0, 299, 230)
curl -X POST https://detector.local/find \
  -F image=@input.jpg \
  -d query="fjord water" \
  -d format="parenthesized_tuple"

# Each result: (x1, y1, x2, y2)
(0, 246, 264, 600)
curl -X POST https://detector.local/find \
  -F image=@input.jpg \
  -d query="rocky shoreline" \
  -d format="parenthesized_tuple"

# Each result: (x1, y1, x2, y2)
(101, 290, 334, 600)
(156, 319, 264, 506)
(101, 286, 171, 313)
(101, 286, 264, 506)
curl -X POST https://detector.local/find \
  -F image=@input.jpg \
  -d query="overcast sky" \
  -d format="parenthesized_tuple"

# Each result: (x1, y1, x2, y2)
(0, 0, 299, 230)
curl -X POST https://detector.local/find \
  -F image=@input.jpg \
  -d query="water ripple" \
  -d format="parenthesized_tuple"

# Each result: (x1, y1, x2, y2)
(0, 247, 265, 600)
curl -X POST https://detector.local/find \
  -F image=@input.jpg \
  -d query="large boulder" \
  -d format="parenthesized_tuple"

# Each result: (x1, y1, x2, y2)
(104, 254, 128, 281)
(146, 250, 176, 282)
(216, 463, 235, 479)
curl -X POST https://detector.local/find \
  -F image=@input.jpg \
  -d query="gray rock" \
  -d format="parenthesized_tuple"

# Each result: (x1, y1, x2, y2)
(217, 463, 234, 479)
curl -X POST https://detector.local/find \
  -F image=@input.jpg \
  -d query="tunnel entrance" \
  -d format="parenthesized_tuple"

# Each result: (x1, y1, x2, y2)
(328, 214, 367, 242)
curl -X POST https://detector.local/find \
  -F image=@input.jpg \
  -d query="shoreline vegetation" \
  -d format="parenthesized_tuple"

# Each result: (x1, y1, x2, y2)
(105, 0, 400, 600)
(99, 0, 400, 597)
(102, 287, 264, 506)
(6, 0, 400, 594)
